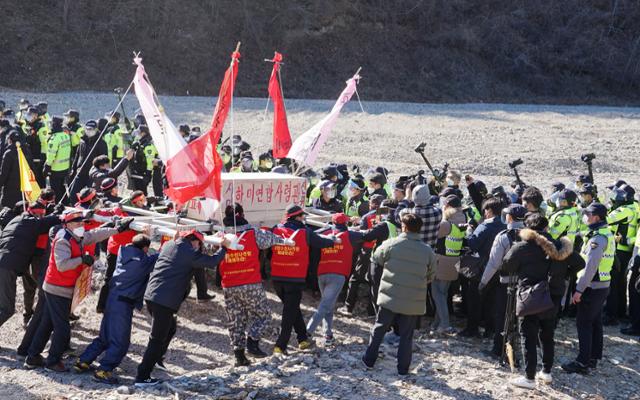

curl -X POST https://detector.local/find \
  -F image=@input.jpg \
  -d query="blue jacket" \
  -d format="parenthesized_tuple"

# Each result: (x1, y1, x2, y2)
(110, 245, 159, 309)
(466, 217, 506, 260)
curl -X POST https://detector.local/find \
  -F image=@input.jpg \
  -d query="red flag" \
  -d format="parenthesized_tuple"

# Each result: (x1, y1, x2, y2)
(164, 49, 241, 205)
(268, 52, 292, 158)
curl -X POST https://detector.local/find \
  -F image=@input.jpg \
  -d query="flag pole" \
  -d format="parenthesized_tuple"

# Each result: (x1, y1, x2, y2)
(16, 142, 28, 212)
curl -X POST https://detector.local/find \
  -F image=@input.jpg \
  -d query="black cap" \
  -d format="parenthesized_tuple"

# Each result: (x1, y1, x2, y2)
(576, 174, 593, 185)
(551, 182, 565, 192)
(285, 204, 307, 219)
(558, 189, 577, 204)
(2, 109, 14, 118)
(579, 183, 596, 195)
(106, 111, 121, 120)
(64, 109, 79, 119)
(584, 203, 607, 219)
(321, 165, 338, 179)
(178, 124, 190, 134)
(505, 204, 527, 221)
(36, 101, 47, 108)
(27, 106, 40, 115)
(393, 180, 407, 191)
(607, 179, 627, 190)
(369, 172, 386, 185)
(85, 120, 98, 129)
(7, 130, 20, 142)
(443, 194, 462, 208)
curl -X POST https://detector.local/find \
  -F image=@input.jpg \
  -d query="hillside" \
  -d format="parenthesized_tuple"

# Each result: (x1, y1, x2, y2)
(2, 0, 640, 104)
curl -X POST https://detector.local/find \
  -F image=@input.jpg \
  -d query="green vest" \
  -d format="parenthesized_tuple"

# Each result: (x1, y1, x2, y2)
(346, 198, 363, 217)
(71, 127, 83, 147)
(444, 223, 465, 257)
(46, 131, 71, 171)
(578, 226, 615, 283)
(105, 126, 125, 161)
(607, 203, 637, 252)
(386, 221, 398, 239)
(549, 208, 578, 244)
(37, 125, 50, 154)
(143, 143, 158, 171)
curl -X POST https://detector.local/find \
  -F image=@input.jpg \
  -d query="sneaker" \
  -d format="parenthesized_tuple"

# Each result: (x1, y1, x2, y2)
(246, 337, 268, 358)
(324, 336, 335, 346)
(561, 360, 589, 374)
(69, 313, 80, 321)
(510, 376, 536, 389)
(233, 349, 251, 367)
(45, 362, 69, 372)
(24, 355, 44, 369)
(73, 360, 92, 373)
(155, 359, 169, 372)
(93, 369, 119, 385)
(337, 306, 353, 316)
(15, 351, 27, 362)
(298, 339, 314, 350)
(272, 346, 288, 356)
(134, 377, 161, 388)
(361, 356, 374, 370)
(537, 371, 553, 384)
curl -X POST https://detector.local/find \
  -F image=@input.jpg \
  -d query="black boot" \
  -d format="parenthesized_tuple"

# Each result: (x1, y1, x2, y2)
(246, 337, 268, 358)
(234, 349, 251, 367)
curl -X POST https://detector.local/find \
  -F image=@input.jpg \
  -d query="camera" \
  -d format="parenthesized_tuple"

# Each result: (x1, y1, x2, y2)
(508, 159, 523, 169)
(414, 142, 426, 154)
(581, 153, 595, 163)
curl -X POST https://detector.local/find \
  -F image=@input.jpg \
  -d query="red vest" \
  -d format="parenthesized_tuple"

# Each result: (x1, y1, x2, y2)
(218, 229, 262, 288)
(35, 233, 49, 250)
(270, 227, 309, 280)
(318, 230, 353, 277)
(362, 213, 378, 249)
(45, 231, 87, 287)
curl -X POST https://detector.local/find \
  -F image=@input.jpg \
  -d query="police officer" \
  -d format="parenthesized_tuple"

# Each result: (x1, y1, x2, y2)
(63, 109, 83, 160)
(257, 152, 274, 172)
(548, 189, 579, 245)
(23, 106, 49, 187)
(604, 185, 637, 325)
(562, 203, 614, 374)
(344, 176, 369, 221)
(311, 181, 343, 213)
(69, 120, 107, 203)
(43, 117, 71, 201)
(129, 126, 158, 196)
(16, 99, 30, 124)
(104, 112, 125, 166)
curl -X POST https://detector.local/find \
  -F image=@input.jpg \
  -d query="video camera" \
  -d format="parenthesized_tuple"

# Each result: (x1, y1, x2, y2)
(508, 158, 523, 169)
(581, 153, 596, 163)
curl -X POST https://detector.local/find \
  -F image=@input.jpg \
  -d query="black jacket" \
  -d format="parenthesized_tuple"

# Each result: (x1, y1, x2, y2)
(144, 239, 226, 311)
(0, 213, 61, 274)
(0, 145, 33, 208)
(501, 229, 583, 317)
(71, 135, 108, 178)
(89, 158, 129, 189)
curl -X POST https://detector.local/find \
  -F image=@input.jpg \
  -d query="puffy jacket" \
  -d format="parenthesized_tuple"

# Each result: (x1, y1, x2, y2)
(111, 245, 159, 309)
(372, 232, 436, 315)
(144, 239, 226, 311)
(0, 213, 61, 274)
(501, 229, 583, 318)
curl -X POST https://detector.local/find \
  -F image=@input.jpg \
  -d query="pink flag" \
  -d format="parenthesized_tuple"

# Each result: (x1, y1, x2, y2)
(287, 73, 360, 166)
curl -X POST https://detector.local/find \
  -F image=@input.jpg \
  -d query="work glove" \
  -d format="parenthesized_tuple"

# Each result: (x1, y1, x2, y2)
(81, 254, 95, 266)
(42, 164, 51, 177)
(117, 217, 134, 232)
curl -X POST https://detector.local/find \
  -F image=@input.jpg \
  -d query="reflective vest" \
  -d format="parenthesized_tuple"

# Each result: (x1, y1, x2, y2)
(549, 208, 578, 244)
(578, 226, 615, 283)
(346, 197, 364, 218)
(45, 230, 87, 287)
(70, 126, 83, 148)
(385, 221, 398, 239)
(37, 125, 50, 154)
(143, 143, 158, 171)
(105, 126, 125, 162)
(46, 130, 71, 171)
(362, 213, 378, 249)
(218, 229, 262, 288)
(270, 227, 309, 280)
(318, 230, 353, 277)
(436, 222, 465, 257)
(607, 203, 637, 252)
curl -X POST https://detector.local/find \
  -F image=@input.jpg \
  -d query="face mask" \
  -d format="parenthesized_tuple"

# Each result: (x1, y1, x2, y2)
(367, 187, 375, 195)
(555, 199, 563, 208)
(326, 189, 337, 199)
(85, 128, 97, 137)
(72, 226, 85, 237)
(447, 179, 455, 186)
(548, 191, 560, 204)
(260, 160, 273, 170)
(582, 215, 590, 225)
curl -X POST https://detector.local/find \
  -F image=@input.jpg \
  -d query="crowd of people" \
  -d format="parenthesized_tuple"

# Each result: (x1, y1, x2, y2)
(0, 98, 638, 391)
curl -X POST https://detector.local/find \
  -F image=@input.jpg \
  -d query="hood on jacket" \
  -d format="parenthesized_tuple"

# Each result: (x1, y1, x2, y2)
(412, 184, 431, 207)
(519, 228, 573, 260)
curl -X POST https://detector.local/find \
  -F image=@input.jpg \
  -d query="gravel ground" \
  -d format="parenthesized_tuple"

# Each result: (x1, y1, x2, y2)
(0, 91, 639, 399)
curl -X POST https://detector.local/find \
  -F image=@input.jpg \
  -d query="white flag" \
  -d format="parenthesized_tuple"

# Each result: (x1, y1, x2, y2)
(132, 56, 187, 162)
(287, 73, 360, 166)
